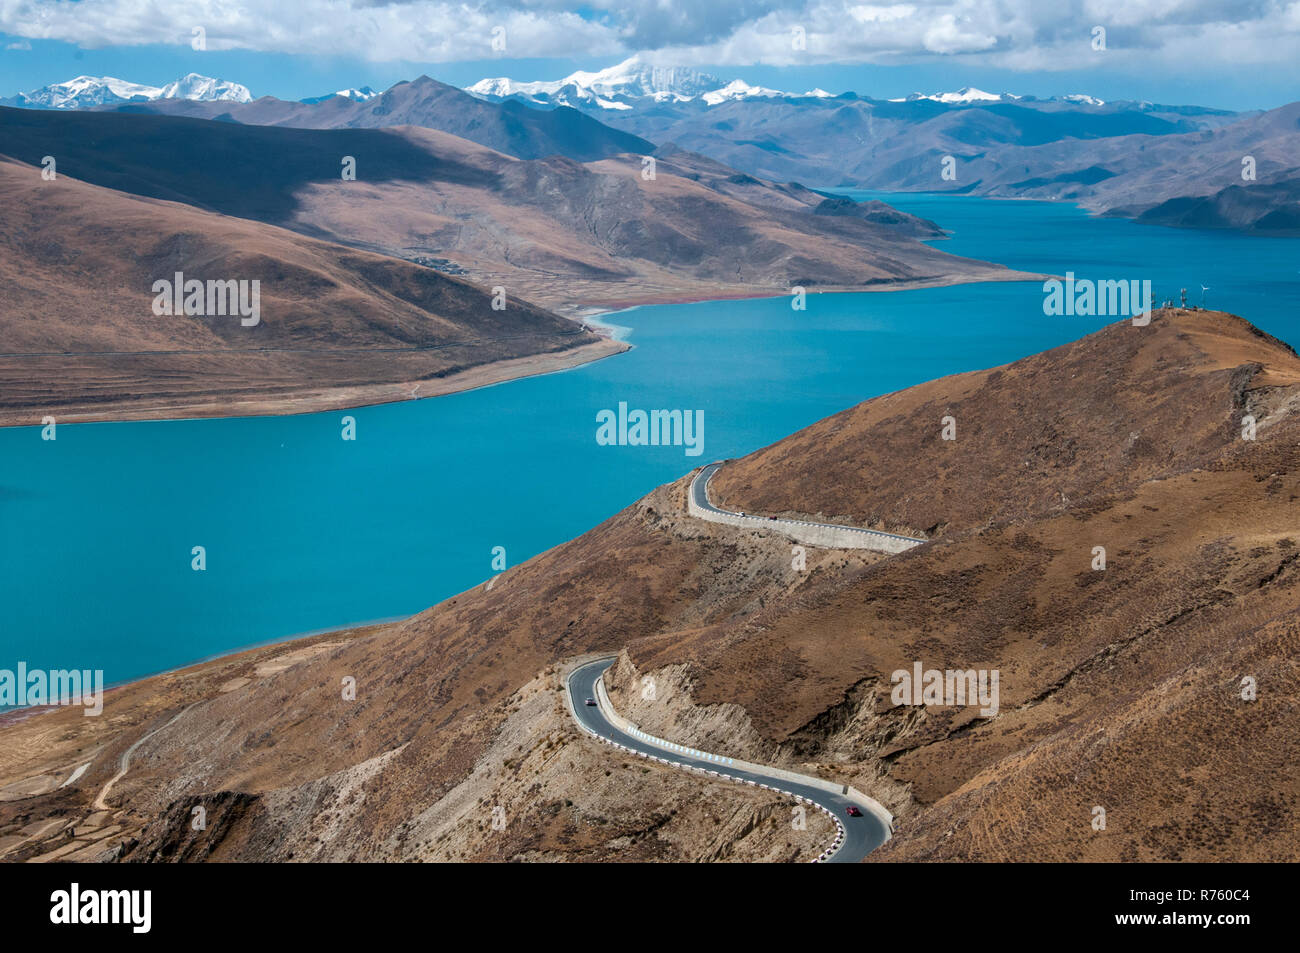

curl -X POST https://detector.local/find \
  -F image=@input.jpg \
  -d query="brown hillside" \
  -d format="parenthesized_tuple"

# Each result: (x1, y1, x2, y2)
(0, 155, 615, 425)
(2, 308, 1296, 862)
(0, 106, 1041, 318)
(287, 126, 1035, 311)
(711, 309, 1300, 537)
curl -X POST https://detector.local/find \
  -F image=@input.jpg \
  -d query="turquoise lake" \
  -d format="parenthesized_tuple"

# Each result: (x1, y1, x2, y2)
(3, 193, 1300, 690)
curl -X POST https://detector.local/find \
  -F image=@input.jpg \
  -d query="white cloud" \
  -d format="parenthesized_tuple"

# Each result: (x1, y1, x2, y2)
(849, 4, 918, 25)
(0, 0, 1296, 71)
(921, 13, 997, 54)
(0, 1, 621, 60)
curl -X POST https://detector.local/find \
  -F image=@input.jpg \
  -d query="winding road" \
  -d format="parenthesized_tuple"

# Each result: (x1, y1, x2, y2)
(93, 703, 197, 811)
(690, 462, 925, 552)
(562, 461, 914, 861)
(567, 658, 891, 863)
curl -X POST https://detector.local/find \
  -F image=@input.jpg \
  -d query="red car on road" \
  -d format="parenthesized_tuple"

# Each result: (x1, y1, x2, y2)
(846, 805, 863, 817)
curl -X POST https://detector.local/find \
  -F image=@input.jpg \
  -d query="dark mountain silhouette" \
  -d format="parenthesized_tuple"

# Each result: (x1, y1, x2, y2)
(0, 104, 497, 224)
(95, 75, 655, 162)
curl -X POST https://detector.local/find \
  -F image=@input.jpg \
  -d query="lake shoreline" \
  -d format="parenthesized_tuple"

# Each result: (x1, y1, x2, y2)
(0, 269, 1048, 430)
(12, 188, 1289, 738)
(0, 617, 403, 729)
(0, 336, 630, 430)
(557, 268, 1051, 317)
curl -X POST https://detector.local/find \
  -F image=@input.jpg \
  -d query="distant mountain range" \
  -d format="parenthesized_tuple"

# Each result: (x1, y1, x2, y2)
(5, 62, 1297, 234)
(2, 74, 389, 110)
(67, 75, 654, 163)
(892, 88, 1099, 106)
(467, 56, 726, 109)
(462, 62, 1300, 234)
(4, 60, 1113, 116)
(464, 57, 1105, 111)
(466, 56, 835, 110)
(454, 57, 1300, 235)
(1, 73, 253, 109)
(1, 101, 1026, 318)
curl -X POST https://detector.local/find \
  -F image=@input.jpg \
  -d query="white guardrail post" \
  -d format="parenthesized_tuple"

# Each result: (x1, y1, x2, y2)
(578, 665, 893, 862)
(688, 466, 923, 555)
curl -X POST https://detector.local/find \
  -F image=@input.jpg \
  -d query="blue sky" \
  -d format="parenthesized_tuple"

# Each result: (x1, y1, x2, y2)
(2, 1, 1298, 111)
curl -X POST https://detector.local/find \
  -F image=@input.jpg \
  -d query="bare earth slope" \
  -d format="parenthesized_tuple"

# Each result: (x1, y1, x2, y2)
(711, 309, 1300, 534)
(2, 309, 1295, 862)
(0, 106, 1042, 316)
(0, 155, 615, 425)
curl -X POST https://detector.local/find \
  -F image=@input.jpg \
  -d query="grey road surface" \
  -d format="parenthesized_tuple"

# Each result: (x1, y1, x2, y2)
(691, 462, 924, 547)
(567, 658, 890, 863)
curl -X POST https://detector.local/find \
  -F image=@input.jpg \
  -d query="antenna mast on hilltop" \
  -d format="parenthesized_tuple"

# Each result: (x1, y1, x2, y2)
(1180, 288, 1188, 309)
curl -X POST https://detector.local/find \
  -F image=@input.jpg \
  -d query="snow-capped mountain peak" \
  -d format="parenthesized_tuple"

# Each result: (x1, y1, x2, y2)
(889, 86, 1018, 104)
(565, 56, 723, 100)
(11, 75, 160, 109)
(338, 86, 379, 101)
(1061, 93, 1106, 106)
(7, 73, 252, 109)
(468, 55, 722, 108)
(933, 86, 1006, 103)
(464, 60, 1107, 114)
(157, 73, 252, 103)
(465, 76, 518, 98)
(701, 79, 785, 105)
(298, 86, 379, 105)
(467, 57, 842, 110)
